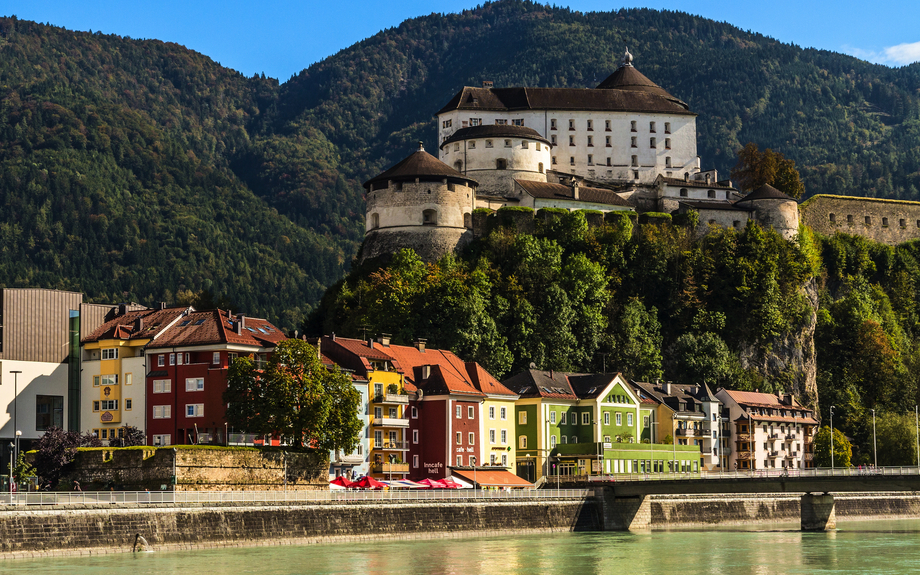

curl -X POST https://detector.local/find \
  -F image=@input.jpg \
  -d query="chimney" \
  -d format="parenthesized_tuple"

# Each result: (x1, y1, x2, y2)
(134, 317, 144, 332)
(159, 302, 167, 310)
(416, 338, 427, 353)
(379, 333, 391, 347)
(227, 309, 233, 319)
(118, 304, 127, 316)
(236, 313, 245, 335)
(421, 365, 431, 379)
(782, 393, 793, 406)
(482, 80, 493, 88)
(367, 338, 374, 349)
(571, 177, 579, 200)
(663, 381, 672, 395)
(331, 332, 336, 341)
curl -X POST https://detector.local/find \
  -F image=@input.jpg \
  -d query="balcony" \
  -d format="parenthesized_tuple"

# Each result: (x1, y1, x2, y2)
(736, 451, 753, 461)
(333, 453, 365, 464)
(373, 393, 409, 405)
(785, 434, 796, 441)
(372, 463, 409, 474)
(373, 417, 410, 428)
(768, 433, 779, 440)
(768, 450, 780, 458)
(805, 453, 814, 461)
(787, 451, 799, 458)
(676, 428, 701, 437)
(374, 441, 410, 451)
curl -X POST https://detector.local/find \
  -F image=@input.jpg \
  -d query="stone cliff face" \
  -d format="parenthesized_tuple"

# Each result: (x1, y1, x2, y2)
(739, 277, 820, 410)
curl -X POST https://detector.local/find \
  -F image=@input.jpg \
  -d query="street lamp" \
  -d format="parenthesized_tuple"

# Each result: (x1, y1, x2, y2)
(10, 370, 21, 463)
(871, 408, 877, 469)
(829, 405, 835, 471)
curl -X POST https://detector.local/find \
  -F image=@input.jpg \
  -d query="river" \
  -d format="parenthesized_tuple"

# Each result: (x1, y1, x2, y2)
(7, 518, 920, 574)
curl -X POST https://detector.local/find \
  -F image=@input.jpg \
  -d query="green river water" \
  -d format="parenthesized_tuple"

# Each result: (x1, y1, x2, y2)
(7, 518, 920, 574)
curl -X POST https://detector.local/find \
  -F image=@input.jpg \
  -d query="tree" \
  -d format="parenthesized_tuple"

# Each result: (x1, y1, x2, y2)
(32, 427, 98, 489)
(107, 426, 146, 448)
(874, 412, 917, 466)
(8, 452, 35, 486)
(224, 339, 362, 451)
(669, 331, 742, 387)
(732, 142, 805, 199)
(813, 425, 852, 468)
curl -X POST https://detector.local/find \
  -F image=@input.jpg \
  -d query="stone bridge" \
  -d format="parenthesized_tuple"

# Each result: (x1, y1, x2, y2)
(590, 468, 920, 531)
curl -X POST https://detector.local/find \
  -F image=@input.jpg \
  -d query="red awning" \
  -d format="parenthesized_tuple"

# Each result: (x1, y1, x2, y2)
(449, 468, 534, 488)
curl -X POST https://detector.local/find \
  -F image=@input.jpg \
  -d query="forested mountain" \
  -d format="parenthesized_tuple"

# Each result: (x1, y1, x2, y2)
(3, 1, 920, 329)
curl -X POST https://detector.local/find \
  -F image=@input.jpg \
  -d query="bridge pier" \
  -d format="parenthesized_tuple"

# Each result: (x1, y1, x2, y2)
(595, 487, 651, 531)
(801, 493, 836, 531)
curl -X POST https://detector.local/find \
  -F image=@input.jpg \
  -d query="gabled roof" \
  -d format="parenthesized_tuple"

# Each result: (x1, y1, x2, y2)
(82, 306, 189, 344)
(363, 145, 477, 189)
(566, 373, 621, 399)
(439, 125, 551, 149)
(738, 183, 794, 202)
(631, 381, 720, 414)
(146, 310, 285, 349)
(465, 362, 518, 398)
(501, 370, 578, 400)
(382, 344, 486, 398)
(515, 180, 633, 208)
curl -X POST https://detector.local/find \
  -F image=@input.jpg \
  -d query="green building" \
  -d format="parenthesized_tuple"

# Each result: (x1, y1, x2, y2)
(503, 370, 701, 481)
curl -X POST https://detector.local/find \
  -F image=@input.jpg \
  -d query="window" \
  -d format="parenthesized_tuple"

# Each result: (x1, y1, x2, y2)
(571, 436, 577, 444)
(413, 429, 419, 444)
(550, 411, 557, 424)
(568, 119, 575, 130)
(186, 403, 204, 417)
(560, 412, 566, 425)
(604, 412, 610, 425)
(490, 429, 496, 444)
(125, 399, 132, 410)
(36, 395, 64, 430)
(561, 435, 567, 444)
(468, 406, 475, 419)
(866, 216, 872, 225)
(158, 355, 165, 367)
(587, 119, 594, 130)
(490, 453, 497, 465)
(616, 413, 622, 425)
(504, 139, 512, 148)
(93, 376, 100, 387)
(501, 429, 507, 444)
(470, 118, 481, 126)
(489, 406, 495, 419)
(468, 141, 476, 149)
(538, 162, 544, 173)
(101, 374, 117, 387)
(650, 121, 656, 133)
(101, 348, 118, 360)
(519, 435, 527, 449)
(631, 155, 638, 167)
(665, 122, 671, 133)
(605, 120, 611, 131)
(153, 379, 171, 393)
(374, 407, 382, 419)
(456, 432, 462, 445)
(501, 454, 508, 466)
(535, 142, 541, 151)
(469, 432, 475, 445)
(650, 137, 656, 148)
(582, 412, 590, 425)
(177, 353, 184, 366)
(550, 119, 557, 130)
(605, 136, 611, 147)
(606, 158, 612, 166)
(551, 135, 557, 145)
(411, 406, 418, 419)
(413, 455, 419, 468)
(568, 135, 575, 146)
(454, 161, 463, 172)
(93, 401, 100, 412)
(631, 136, 637, 148)
(485, 139, 493, 148)
(442, 119, 452, 129)
(627, 413, 633, 426)
(212, 352, 220, 365)
(228, 353, 237, 364)
(666, 157, 672, 168)
(707, 190, 716, 198)
(500, 407, 507, 420)
(550, 435, 557, 448)
(186, 378, 204, 391)
(522, 141, 529, 149)
(569, 157, 575, 166)
(513, 119, 524, 126)
(169, 353, 176, 366)
(152, 434, 170, 446)
(552, 156, 557, 165)
(587, 154, 593, 165)
(495, 119, 507, 125)
(100, 400, 118, 411)
(124, 373, 132, 386)
(519, 411, 527, 425)
(644, 416, 650, 429)
(680, 188, 688, 197)
(665, 138, 671, 149)
(496, 158, 507, 170)
(423, 209, 438, 225)
(630, 120, 637, 132)
(456, 455, 462, 466)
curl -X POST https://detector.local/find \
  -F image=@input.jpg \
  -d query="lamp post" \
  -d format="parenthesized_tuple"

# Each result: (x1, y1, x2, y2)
(10, 371, 21, 464)
(915, 405, 919, 470)
(871, 408, 877, 469)
(829, 405, 835, 471)
(8, 442, 13, 494)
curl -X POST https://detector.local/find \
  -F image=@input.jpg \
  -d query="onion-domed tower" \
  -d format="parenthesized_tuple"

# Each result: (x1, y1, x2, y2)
(361, 143, 479, 263)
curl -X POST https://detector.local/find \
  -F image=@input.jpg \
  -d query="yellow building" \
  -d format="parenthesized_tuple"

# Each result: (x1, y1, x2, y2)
(468, 364, 519, 474)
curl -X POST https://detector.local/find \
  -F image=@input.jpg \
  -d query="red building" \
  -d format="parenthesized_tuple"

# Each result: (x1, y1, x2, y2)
(144, 310, 286, 446)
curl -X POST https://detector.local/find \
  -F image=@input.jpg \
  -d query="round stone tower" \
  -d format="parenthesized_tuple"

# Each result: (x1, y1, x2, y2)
(735, 183, 800, 241)
(362, 143, 479, 263)
(438, 125, 552, 195)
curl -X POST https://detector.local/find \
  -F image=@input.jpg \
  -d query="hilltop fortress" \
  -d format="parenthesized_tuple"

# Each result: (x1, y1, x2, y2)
(361, 49, 916, 263)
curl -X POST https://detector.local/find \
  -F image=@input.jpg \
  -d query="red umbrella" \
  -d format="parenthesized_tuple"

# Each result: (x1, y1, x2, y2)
(329, 476, 354, 488)
(353, 475, 386, 490)
(416, 478, 441, 489)
(441, 478, 462, 489)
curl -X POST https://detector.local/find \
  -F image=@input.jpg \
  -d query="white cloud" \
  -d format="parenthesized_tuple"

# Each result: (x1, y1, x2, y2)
(843, 41, 920, 67)
(882, 41, 920, 66)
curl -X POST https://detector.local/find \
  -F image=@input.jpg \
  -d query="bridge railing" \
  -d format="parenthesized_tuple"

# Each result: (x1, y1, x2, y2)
(587, 466, 920, 483)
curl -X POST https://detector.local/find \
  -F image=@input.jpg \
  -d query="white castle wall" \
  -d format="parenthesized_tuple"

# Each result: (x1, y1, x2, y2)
(440, 136, 551, 195)
(366, 180, 475, 232)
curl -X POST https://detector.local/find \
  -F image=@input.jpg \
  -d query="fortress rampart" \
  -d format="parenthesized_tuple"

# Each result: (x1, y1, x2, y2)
(800, 195, 920, 245)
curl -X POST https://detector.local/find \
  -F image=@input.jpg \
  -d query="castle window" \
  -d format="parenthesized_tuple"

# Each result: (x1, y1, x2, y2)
(371, 213, 379, 229)
(665, 122, 671, 134)
(680, 188, 688, 197)
(442, 119, 452, 129)
(666, 157, 672, 168)
(486, 139, 493, 148)
(423, 209, 438, 225)
(468, 141, 476, 149)
(631, 121, 637, 132)
(495, 119, 507, 125)
(605, 120, 611, 131)
(633, 171, 639, 180)
(470, 118, 481, 126)
(709, 219, 716, 225)
(496, 159, 507, 170)
(569, 157, 575, 166)
(551, 135, 557, 145)
(447, 182, 456, 192)
(631, 137, 637, 148)
(551, 119, 557, 130)
(606, 158, 611, 167)
(882, 217, 889, 226)
(454, 143, 460, 152)
(538, 162, 544, 173)
(504, 139, 512, 148)
(587, 135, 594, 147)
(650, 137, 657, 148)
(569, 136, 575, 146)
(733, 221, 741, 227)
(568, 119, 575, 130)
(650, 121, 656, 133)
(606, 136, 611, 147)
(847, 215, 853, 223)
(552, 156, 557, 164)
(587, 154, 593, 165)
(513, 119, 524, 126)
(829, 213, 835, 222)
(394, 182, 403, 191)
(665, 138, 671, 149)
(900, 219, 906, 227)
(522, 141, 529, 149)
(587, 120, 594, 131)
(631, 155, 638, 167)
(464, 213, 472, 228)
(535, 143, 541, 151)
(707, 190, 716, 198)
(725, 191, 732, 199)
(865, 216, 871, 225)
(454, 161, 462, 172)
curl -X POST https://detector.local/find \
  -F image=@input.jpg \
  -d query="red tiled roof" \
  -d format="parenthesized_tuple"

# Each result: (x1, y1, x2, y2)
(382, 344, 485, 397)
(82, 307, 188, 343)
(146, 310, 285, 349)
(465, 362, 517, 398)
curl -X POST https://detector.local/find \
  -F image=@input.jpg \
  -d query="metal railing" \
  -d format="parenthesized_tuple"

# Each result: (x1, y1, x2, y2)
(0, 488, 592, 507)
(588, 466, 920, 483)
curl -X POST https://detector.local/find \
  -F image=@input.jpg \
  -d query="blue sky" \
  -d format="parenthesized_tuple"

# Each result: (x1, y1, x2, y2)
(2, 0, 919, 80)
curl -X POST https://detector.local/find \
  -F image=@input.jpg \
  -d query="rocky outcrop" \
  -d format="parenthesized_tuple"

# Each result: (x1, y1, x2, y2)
(739, 277, 820, 409)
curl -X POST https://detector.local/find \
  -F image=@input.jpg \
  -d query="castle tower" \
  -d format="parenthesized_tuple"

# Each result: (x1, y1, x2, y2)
(361, 143, 478, 263)
(735, 183, 800, 241)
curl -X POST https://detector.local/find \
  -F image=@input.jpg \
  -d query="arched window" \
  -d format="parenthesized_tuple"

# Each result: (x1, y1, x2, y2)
(571, 436, 577, 444)
(423, 209, 437, 225)
(463, 213, 472, 228)
(370, 213, 379, 229)
(496, 158, 507, 170)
